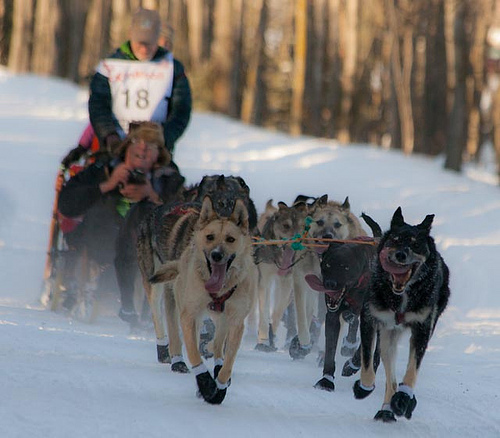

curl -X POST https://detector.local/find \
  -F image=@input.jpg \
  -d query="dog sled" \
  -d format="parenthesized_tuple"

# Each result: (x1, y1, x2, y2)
(39, 132, 128, 323)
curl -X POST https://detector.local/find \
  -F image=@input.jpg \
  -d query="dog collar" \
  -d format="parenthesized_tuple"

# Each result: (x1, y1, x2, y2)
(208, 285, 238, 312)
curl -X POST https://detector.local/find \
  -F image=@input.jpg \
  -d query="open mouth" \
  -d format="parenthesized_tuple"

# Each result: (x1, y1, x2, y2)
(204, 254, 235, 293)
(379, 248, 419, 294)
(277, 246, 295, 276)
(305, 274, 347, 311)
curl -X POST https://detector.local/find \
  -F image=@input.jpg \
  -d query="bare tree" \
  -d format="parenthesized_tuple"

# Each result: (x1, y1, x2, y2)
(8, 0, 35, 72)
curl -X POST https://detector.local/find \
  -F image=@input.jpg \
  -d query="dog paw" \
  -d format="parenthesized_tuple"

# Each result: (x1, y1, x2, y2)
(156, 344, 171, 364)
(374, 409, 396, 423)
(205, 388, 227, 405)
(254, 343, 277, 352)
(391, 390, 417, 419)
(213, 365, 232, 387)
(353, 380, 374, 399)
(341, 358, 360, 377)
(314, 377, 335, 392)
(171, 361, 189, 373)
(195, 371, 217, 402)
(288, 336, 312, 360)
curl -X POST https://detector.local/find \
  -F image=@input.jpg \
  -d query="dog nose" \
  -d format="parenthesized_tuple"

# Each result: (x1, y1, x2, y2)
(211, 250, 224, 263)
(395, 250, 407, 263)
(323, 232, 334, 240)
(324, 278, 338, 290)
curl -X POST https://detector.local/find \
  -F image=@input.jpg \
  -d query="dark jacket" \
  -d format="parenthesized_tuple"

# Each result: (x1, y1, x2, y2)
(89, 42, 192, 153)
(58, 160, 185, 219)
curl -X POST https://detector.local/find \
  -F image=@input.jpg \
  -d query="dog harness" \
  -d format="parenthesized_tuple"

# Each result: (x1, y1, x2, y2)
(208, 285, 238, 312)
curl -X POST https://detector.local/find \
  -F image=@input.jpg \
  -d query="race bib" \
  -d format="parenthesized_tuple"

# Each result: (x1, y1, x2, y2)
(97, 54, 174, 134)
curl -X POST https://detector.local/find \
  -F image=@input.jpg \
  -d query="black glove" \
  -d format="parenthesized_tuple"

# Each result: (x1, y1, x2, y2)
(105, 133, 121, 155)
(61, 144, 87, 168)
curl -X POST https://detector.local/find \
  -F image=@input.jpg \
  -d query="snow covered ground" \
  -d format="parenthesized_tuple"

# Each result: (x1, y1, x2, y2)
(0, 68, 499, 437)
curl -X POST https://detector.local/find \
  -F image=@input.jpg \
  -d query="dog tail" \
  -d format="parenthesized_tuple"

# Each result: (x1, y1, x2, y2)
(361, 212, 382, 238)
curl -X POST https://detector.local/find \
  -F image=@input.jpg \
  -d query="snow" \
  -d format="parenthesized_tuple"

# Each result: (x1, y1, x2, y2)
(0, 68, 499, 437)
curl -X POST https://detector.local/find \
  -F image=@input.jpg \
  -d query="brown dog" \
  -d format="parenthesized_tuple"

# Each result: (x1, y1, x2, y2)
(151, 196, 256, 404)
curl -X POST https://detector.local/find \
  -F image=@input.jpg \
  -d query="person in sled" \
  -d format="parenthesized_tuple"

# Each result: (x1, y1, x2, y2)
(88, 7, 191, 171)
(58, 122, 183, 323)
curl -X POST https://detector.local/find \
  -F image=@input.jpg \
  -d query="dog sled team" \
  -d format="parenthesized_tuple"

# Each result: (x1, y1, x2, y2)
(42, 127, 450, 417)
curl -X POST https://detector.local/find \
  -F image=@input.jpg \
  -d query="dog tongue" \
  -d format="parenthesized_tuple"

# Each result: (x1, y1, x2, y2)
(305, 274, 328, 292)
(379, 248, 411, 275)
(278, 247, 295, 276)
(304, 274, 343, 301)
(205, 263, 226, 293)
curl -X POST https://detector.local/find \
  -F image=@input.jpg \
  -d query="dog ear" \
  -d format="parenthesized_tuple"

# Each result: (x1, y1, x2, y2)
(390, 207, 405, 228)
(361, 212, 382, 238)
(199, 196, 217, 226)
(236, 176, 250, 195)
(230, 199, 249, 231)
(293, 201, 308, 214)
(277, 201, 289, 211)
(216, 175, 226, 190)
(418, 214, 434, 232)
(149, 261, 179, 284)
(341, 196, 350, 210)
(318, 194, 328, 206)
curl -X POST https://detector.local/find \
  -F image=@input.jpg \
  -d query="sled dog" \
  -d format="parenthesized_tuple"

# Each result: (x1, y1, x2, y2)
(151, 196, 256, 404)
(353, 207, 450, 422)
(136, 174, 258, 372)
(305, 213, 381, 391)
(253, 200, 308, 351)
(289, 195, 367, 360)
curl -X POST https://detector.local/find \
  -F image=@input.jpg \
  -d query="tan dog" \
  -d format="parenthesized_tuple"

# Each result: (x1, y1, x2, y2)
(289, 195, 367, 359)
(253, 200, 308, 351)
(151, 196, 256, 404)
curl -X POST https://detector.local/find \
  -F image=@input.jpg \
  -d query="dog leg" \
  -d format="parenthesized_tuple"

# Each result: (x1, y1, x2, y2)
(256, 267, 272, 345)
(164, 285, 188, 373)
(341, 314, 359, 357)
(372, 327, 402, 422)
(270, 276, 293, 343)
(390, 325, 430, 419)
(181, 309, 217, 402)
(353, 308, 377, 399)
(292, 276, 312, 353)
(149, 282, 171, 364)
(314, 310, 340, 392)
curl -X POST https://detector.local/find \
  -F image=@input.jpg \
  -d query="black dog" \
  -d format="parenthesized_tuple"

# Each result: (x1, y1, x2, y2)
(305, 213, 381, 392)
(353, 207, 450, 423)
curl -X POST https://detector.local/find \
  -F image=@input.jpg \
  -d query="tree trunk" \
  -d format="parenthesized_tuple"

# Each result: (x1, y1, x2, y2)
(78, 0, 112, 83)
(8, 0, 34, 72)
(337, 0, 358, 142)
(241, 0, 266, 124)
(445, 0, 467, 171)
(386, 0, 414, 154)
(211, 0, 232, 113)
(31, 0, 60, 76)
(290, 0, 307, 135)
(0, 0, 14, 65)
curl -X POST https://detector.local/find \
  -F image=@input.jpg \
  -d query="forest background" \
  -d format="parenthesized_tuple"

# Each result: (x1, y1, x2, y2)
(1, 0, 500, 182)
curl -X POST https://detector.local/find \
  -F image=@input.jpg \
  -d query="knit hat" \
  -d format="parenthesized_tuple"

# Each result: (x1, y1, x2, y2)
(116, 122, 171, 167)
(130, 8, 161, 45)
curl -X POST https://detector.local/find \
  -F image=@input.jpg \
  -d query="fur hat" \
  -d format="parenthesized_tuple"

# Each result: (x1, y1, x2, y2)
(116, 122, 170, 167)
(130, 8, 161, 45)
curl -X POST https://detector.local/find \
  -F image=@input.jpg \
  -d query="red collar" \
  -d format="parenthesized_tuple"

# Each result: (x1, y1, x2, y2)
(208, 285, 238, 312)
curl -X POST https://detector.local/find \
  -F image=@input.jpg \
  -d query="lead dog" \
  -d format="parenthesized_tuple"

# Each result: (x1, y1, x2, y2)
(136, 174, 258, 372)
(151, 196, 256, 404)
(353, 207, 450, 422)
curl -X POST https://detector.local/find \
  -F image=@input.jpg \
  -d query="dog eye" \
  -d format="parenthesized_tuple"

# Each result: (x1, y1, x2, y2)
(226, 236, 235, 243)
(325, 263, 331, 269)
(334, 222, 342, 229)
(283, 223, 290, 230)
(206, 234, 214, 241)
(316, 220, 324, 226)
